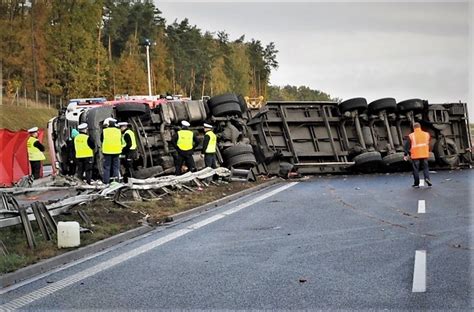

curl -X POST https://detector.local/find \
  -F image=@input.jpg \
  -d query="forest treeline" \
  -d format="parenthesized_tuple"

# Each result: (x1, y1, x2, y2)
(0, 0, 333, 102)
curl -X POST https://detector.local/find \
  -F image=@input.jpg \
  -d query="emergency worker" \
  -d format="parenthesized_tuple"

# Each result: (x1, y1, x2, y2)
(27, 127, 46, 179)
(65, 128, 79, 176)
(404, 122, 433, 187)
(118, 122, 137, 182)
(101, 118, 122, 184)
(202, 123, 217, 169)
(172, 120, 199, 175)
(74, 123, 95, 184)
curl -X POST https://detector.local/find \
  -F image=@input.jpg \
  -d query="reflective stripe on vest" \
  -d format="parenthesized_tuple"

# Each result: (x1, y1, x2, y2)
(74, 133, 94, 158)
(409, 129, 430, 159)
(124, 129, 137, 150)
(205, 131, 217, 153)
(177, 130, 194, 151)
(27, 137, 45, 161)
(102, 127, 122, 154)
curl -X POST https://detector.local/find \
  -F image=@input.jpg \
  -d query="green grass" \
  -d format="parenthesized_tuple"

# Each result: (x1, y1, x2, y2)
(0, 104, 56, 131)
(0, 104, 57, 164)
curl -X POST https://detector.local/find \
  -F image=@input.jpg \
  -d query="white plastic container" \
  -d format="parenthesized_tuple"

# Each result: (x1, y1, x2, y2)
(57, 221, 80, 248)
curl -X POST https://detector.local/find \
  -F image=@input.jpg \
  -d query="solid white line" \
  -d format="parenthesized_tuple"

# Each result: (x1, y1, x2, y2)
(0, 182, 298, 311)
(418, 200, 426, 214)
(419, 179, 425, 187)
(412, 250, 427, 292)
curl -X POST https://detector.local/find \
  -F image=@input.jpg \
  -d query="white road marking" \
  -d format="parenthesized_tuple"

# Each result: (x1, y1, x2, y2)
(0, 182, 298, 311)
(418, 200, 426, 214)
(412, 250, 427, 292)
(419, 179, 425, 187)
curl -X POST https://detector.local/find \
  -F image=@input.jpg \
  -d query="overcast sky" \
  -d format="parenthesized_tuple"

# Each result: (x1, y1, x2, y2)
(156, 1, 472, 113)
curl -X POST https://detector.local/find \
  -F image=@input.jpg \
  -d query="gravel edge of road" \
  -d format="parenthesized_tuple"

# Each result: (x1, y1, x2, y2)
(0, 177, 283, 289)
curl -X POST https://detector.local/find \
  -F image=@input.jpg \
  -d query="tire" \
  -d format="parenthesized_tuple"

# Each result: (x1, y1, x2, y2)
(354, 151, 383, 166)
(226, 153, 257, 168)
(237, 94, 248, 113)
(133, 165, 164, 179)
(397, 99, 426, 112)
(434, 138, 459, 166)
(339, 97, 368, 114)
(222, 144, 254, 159)
(383, 152, 405, 165)
(211, 102, 242, 117)
(208, 93, 240, 109)
(115, 103, 149, 116)
(428, 152, 435, 163)
(368, 98, 397, 113)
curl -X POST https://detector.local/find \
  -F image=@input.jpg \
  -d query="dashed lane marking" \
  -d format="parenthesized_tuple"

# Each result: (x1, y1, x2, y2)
(0, 182, 298, 311)
(412, 250, 427, 292)
(419, 179, 425, 187)
(418, 200, 426, 214)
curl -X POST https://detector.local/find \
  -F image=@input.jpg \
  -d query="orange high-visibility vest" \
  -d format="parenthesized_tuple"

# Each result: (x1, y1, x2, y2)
(409, 128, 430, 159)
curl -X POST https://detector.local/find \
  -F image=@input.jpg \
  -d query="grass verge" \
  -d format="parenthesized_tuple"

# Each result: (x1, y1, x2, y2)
(0, 104, 57, 165)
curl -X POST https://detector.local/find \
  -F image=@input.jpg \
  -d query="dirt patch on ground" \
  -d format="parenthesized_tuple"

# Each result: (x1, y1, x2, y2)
(0, 178, 269, 274)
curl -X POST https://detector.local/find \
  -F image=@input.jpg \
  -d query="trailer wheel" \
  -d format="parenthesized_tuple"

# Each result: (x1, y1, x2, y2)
(383, 152, 405, 165)
(354, 151, 383, 166)
(237, 94, 248, 113)
(227, 153, 257, 168)
(368, 98, 397, 113)
(434, 138, 459, 166)
(115, 103, 149, 116)
(208, 93, 240, 109)
(397, 99, 426, 112)
(133, 165, 164, 179)
(339, 97, 368, 114)
(222, 144, 254, 159)
(212, 102, 242, 117)
(428, 152, 436, 163)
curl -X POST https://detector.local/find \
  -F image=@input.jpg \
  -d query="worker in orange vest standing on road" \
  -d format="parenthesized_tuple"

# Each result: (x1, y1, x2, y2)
(403, 122, 432, 188)
(27, 127, 46, 180)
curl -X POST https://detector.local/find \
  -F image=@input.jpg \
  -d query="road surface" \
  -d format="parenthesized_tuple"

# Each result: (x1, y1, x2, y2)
(1, 170, 472, 310)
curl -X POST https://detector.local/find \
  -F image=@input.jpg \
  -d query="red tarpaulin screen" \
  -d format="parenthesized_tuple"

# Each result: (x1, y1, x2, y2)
(0, 129, 44, 187)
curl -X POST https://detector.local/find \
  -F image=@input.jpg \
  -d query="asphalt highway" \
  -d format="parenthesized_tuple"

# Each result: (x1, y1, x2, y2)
(1, 169, 472, 310)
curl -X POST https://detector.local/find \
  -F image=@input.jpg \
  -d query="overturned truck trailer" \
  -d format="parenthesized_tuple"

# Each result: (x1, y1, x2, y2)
(48, 95, 472, 179)
(249, 98, 473, 175)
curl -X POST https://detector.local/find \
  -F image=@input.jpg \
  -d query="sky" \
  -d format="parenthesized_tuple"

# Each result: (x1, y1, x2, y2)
(155, 1, 472, 113)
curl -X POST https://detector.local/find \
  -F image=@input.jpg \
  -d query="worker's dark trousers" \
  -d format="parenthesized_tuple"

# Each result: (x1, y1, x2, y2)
(175, 150, 196, 175)
(76, 157, 93, 184)
(30, 161, 41, 179)
(103, 154, 120, 184)
(204, 153, 217, 169)
(411, 158, 430, 186)
(122, 150, 137, 183)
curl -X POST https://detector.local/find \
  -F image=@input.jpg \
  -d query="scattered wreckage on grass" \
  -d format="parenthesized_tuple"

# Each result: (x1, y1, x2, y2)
(0, 167, 237, 247)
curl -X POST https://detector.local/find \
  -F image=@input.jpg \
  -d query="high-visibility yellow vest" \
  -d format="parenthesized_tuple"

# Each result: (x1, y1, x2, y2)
(102, 127, 122, 154)
(177, 129, 194, 151)
(409, 128, 430, 159)
(27, 136, 45, 161)
(74, 133, 94, 158)
(205, 131, 217, 153)
(122, 129, 137, 150)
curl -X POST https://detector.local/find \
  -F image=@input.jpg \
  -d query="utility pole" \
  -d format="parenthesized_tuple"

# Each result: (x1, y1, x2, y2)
(142, 39, 152, 97)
